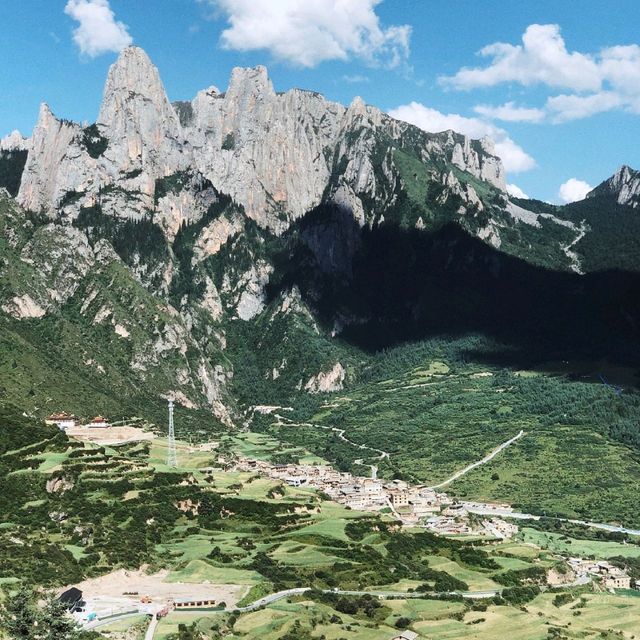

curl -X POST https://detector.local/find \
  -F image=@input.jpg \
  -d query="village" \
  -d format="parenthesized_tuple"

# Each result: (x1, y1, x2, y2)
(45, 408, 636, 619)
(235, 457, 518, 539)
(561, 558, 632, 591)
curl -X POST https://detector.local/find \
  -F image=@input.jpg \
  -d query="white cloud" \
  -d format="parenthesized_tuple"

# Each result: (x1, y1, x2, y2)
(599, 45, 640, 96)
(442, 24, 640, 124)
(507, 184, 529, 199)
(441, 24, 601, 92)
(558, 178, 592, 203)
(474, 102, 545, 123)
(388, 102, 536, 173)
(64, 0, 132, 57)
(546, 91, 623, 123)
(207, 0, 410, 68)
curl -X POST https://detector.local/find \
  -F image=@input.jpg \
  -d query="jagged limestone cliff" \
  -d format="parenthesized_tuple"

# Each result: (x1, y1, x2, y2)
(3, 46, 639, 423)
(17, 47, 507, 236)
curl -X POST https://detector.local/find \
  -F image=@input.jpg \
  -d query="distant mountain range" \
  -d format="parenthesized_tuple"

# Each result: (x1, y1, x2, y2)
(0, 46, 639, 423)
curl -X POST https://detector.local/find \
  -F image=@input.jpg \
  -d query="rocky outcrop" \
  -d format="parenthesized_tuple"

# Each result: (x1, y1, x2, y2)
(305, 362, 346, 393)
(16, 46, 509, 238)
(223, 260, 273, 321)
(1, 294, 46, 319)
(155, 172, 218, 242)
(20, 224, 95, 303)
(46, 475, 75, 494)
(445, 134, 505, 191)
(589, 165, 640, 208)
(192, 212, 244, 263)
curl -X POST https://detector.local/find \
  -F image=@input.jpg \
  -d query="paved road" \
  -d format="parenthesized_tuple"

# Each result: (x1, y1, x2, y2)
(564, 518, 640, 537)
(144, 615, 158, 640)
(429, 430, 525, 489)
(235, 587, 311, 612)
(84, 611, 142, 630)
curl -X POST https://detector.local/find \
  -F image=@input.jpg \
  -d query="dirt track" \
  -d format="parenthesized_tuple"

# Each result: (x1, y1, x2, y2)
(65, 568, 244, 605)
(66, 425, 156, 445)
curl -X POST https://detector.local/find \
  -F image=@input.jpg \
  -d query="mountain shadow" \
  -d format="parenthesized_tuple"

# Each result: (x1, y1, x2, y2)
(266, 204, 640, 373)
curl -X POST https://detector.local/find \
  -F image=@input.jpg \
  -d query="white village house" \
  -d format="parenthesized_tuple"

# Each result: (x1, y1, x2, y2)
(45, 412, 77, 430)
(87, 415, 111, 428)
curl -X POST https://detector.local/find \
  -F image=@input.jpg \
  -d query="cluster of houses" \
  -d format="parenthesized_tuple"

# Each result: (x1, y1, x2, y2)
(568, 558, 633, 591)
(235, 458, 519, 539)
(45, 412, 111, 430)
(423, 503, 518, 539)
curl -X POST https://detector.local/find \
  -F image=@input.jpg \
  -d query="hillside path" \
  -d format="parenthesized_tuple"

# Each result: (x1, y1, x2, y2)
(428, 430, 525, 489)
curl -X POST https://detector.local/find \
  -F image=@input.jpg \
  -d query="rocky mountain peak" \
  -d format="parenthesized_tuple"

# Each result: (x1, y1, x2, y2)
(99, 46, 166, 110)
(14, 46, 513, 235)
(97, 46, 185, 174)
(0, 129, 30, 152)
(227, 65, 274, 101)
(589, 164, 640, 208)
(17, 103, 80, 212)
(611, 164, 636, 186)
(347, 96, 367, 114)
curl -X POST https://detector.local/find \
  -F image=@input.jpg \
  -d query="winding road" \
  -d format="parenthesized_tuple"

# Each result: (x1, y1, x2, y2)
(274, 414, 390, 463)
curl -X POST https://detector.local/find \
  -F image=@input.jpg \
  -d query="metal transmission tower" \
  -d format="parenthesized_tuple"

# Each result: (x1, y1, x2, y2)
(167, 400, 177, 468)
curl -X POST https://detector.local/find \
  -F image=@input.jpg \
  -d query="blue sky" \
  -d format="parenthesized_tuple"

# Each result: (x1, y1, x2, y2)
(1, 0, 639, 203)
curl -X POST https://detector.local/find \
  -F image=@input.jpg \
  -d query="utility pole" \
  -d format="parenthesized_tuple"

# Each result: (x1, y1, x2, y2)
(167, 400, 177, 468)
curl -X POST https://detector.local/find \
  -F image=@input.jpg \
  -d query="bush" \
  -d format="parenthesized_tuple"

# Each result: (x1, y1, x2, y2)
(395, 616, 411, 629)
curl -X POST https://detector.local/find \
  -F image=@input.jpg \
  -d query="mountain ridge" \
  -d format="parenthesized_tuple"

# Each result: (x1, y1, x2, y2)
(0, 46, 639, 425)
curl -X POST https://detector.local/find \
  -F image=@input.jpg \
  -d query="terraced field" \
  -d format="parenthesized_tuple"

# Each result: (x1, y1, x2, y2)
(146, 589, 640, 640)
(3, 405, 640, 640)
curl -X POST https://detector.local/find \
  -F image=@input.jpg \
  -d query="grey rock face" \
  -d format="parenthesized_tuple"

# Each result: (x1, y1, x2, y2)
(97, 47, 187, 177)
(0, 130, 30, 152)
(18, 104, 81, 213)
(187, 67, 345, 232)
(589, 165, 640, 208)
(16, 46, 508, 238)
(304, 362, 346, 393)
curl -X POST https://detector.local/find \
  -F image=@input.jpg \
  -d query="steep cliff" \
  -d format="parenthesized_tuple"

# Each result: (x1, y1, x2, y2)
(17, 46, 508, 239)
(3, 46, 639, 423)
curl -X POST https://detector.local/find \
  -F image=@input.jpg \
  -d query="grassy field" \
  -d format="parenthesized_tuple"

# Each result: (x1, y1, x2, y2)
(231, 599, 399, 640)
(519, 527, 640, 558)
(225, 432, 327, 465)
(263, 347, 640, 528)
(414, 604, 548, 640)
(425, 556, 501, 592)
(154, 589, 640, 640)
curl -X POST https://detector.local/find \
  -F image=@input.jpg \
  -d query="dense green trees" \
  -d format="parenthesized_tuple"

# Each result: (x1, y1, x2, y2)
(0, 588, 97, 640)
